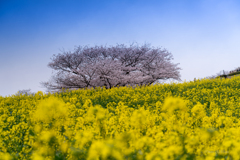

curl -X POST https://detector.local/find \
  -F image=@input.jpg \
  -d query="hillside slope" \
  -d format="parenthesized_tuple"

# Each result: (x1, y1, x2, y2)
(1, 76, 240, 159)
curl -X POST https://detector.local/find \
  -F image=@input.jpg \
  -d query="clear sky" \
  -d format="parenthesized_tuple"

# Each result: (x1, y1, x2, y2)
(1, 0, 240, 96)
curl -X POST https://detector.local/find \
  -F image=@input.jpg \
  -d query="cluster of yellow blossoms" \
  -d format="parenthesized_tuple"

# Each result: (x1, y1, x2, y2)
(1, 76, 240, 159)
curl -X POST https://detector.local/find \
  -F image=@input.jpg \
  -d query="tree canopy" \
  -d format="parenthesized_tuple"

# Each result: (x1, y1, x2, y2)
(41, 43, 181, 91)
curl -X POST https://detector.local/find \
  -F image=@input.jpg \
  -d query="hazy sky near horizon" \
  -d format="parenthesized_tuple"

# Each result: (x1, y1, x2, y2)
(1, 0, 240, 96)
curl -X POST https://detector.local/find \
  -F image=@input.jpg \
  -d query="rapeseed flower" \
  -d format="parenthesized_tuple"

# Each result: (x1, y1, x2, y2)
(32, 96, 68, 123)
(1, 75, 240, 159)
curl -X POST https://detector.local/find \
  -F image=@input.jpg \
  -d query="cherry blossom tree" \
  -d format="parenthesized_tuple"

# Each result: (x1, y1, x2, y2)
(41, 43, 181, 91)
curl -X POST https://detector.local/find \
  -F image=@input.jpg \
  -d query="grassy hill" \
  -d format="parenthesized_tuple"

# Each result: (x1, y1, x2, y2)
(1, 76, 240, 159)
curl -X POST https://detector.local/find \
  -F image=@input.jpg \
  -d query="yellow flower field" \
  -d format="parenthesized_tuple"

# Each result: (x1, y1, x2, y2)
(1, 76, 240, 160)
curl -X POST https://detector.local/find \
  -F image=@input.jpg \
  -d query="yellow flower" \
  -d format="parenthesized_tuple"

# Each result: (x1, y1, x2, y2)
(191, 103, 206, 119)
(87, 105, 107, 121)
(34, 124, 42, 133)
(31, 152, 45, 160)
(39, 130, 56, 143)
(0, 153, 12, 160)
(60, 142, 69, 153)
(162, 97, 188, 114)
(32, 97, 68, 123)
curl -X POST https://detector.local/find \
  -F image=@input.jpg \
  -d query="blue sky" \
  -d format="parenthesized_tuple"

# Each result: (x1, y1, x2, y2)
(1, 0, 240, 96)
